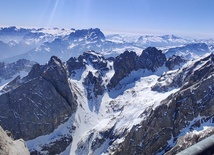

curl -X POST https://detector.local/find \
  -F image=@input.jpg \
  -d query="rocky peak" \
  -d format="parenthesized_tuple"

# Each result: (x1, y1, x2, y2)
(83, 71, 105, 99)
(67, 51, 109, 78)
(165, 55, 185, 70)
(109, 47, 166, 88)
(83, 51, 108, 70)
(138, 47, 166, 71)
(48, 55, 63, 66)
(0, 56, 77, 140)
(108, 50, 138, 88)
(66, 56, 86, 76)
(68, 28, 105, 42)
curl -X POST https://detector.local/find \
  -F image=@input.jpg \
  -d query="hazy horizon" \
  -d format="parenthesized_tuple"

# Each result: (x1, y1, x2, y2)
(1, 0, 214, 38)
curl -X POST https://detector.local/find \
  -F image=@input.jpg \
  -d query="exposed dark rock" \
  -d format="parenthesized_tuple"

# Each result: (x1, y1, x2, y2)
(137, 47, 166, 71)
(166, 55, 185, 70)
(108, 50, 138, 88)
(109, 47, 166, 88)
(31, 136, 73, 155)
(0, 56, 77, 140)
(110, 55, 214, 155)
(83, 51, 108, 71)
(66, 56, 86, 76)
(152, 54, 214, 92)
(83, 71, 105, 99)
(66, 51, 109, 78)
(0, 75, 22, 94)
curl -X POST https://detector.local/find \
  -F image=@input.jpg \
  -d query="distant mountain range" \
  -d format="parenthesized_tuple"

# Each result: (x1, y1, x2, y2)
(0, 26, 213, 64)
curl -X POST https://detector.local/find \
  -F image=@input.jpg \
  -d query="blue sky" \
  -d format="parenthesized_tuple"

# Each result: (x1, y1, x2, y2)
(0, 0, 213, 38)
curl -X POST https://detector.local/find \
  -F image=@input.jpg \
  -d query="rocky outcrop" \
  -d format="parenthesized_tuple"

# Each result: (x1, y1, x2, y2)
(165, 55, 185, 70)
(152, 54, 214, 92)
(30, 136, 73, 155)
(165, 127, 214, 154)
(110, 54, 214, 155)
(109, 47, 166, 88)
(83, 71, 105, 99)
(137, 47, 166, 71)
(68, 28, 105, 42)
(66, 56, 86, 76)
(109, 50, 138, 88)
(66, 51, 110, 78)
(0, 126, 30, 155)
(0, 56, 77, 140)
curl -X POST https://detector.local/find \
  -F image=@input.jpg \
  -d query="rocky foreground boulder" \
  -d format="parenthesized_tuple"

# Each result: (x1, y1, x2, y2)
(0, 126, 30, 155)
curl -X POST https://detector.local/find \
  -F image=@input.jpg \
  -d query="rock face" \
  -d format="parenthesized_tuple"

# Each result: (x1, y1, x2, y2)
(83, 71, 105, 99)
(109, 47, 166, 88)
(0, 56, 77, 140)
(153, 54, 214, 92)
(66, 51, 109, 79)
(0, 126, 30, 155)
(110, 54, 214, 155)
(165, 55, 185, 70)
(109, 50, 138, 88)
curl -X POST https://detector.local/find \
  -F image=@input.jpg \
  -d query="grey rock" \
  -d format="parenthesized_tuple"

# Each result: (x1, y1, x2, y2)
(0, 56, 77, 140)
(165, 55, 185, 70)
(83, 71, 105, 99)
(0, 126, 30, 155)
(152, 54, 214, 92)
(109, 47, 166, 88)
(109, 54, 214, 155)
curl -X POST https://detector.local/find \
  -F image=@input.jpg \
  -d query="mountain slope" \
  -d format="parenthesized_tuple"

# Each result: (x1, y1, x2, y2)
(0, 56, 77, 141)
(0, 46, 213, 155)
(110, 54, 214, 155)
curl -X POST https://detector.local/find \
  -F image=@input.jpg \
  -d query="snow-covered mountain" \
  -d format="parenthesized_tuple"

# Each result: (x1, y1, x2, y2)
(0, 26, 214, 155)
(1, 26, 213, 65)
(0, 45, 213, 155)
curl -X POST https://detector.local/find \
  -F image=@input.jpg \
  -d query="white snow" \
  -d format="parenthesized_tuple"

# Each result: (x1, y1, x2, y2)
(67, 65, 179, 154)
(0, 70, 29, 94)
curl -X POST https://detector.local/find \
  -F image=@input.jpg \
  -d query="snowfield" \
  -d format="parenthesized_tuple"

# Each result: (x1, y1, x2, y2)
(68, 68, 179, 154)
